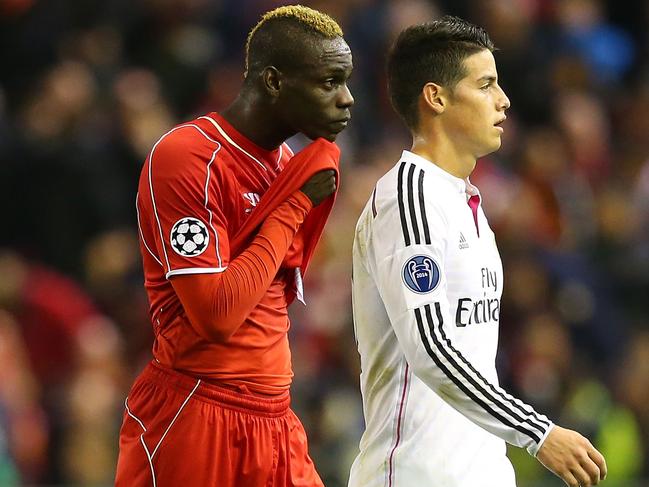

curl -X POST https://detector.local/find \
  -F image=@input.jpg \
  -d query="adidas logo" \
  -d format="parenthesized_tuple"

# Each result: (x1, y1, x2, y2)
(459, 232, 469, 249)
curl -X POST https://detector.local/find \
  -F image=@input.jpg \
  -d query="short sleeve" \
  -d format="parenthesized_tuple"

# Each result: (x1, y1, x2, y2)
(144, 127, 230, 278)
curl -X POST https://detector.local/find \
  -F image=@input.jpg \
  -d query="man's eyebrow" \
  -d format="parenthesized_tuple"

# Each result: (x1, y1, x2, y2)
(476, 75, 497, 83)
(324, 66, 350, 74)
(315, 65, 352, 77)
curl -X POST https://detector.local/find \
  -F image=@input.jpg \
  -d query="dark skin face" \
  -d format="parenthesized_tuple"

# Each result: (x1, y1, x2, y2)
(222, 36, 354, 149)
(272, 36, 354, 142)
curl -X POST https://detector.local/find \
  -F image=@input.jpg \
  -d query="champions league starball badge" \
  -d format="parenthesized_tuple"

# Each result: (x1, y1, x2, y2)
(402, 255, 441, 294)
(170, 217, 209, 257)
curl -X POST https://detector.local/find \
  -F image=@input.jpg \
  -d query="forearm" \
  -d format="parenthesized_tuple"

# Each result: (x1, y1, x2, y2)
(172, 192, 312, 342)
(394, 303, 553, 455)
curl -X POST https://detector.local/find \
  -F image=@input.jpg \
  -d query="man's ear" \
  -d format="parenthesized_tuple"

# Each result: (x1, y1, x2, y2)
(421, 82, 446, 116)
(262, 66, 282, 98)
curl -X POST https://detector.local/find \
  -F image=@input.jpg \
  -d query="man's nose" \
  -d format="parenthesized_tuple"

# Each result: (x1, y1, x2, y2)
(338, 83, 354, 108)
(498, 86, 510, 110)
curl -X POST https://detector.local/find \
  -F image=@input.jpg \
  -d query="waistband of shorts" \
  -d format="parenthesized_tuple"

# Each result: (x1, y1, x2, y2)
(143, 361, 291, 417)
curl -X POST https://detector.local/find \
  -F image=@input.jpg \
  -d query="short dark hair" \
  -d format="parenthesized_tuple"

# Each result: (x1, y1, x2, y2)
(387, 16, 494, 129)
(245, 5, 343, 79)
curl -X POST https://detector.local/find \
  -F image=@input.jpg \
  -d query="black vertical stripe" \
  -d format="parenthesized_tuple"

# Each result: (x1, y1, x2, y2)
(371, 187, 377, 217)
(414, 306, 540, 443)
(417, 170, 431, 244)
(406, 164, 420, 244)
(432, 304, 550, 430)
(424, 304, 544, 440)
(397, 162, 410, 246)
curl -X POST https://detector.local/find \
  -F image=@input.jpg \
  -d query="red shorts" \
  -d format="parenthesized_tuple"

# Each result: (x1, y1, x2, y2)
(115, 362, 323, 487)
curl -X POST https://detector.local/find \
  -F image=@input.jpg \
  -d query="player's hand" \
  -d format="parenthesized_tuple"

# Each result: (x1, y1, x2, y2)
(536, 426, 607, 487)
(300, 169, 337, 207)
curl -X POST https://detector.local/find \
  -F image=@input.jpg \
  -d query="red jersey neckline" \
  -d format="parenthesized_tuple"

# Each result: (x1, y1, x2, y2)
(205, 112, 284, 171)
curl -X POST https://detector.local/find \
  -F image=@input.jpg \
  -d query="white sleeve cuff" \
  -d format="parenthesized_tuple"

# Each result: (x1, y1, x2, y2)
(528, 422, 555, 457)
(166, 267, 227, 279)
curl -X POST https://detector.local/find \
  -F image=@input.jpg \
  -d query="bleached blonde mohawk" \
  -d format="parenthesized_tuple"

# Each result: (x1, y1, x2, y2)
(245, 5, 343, 71)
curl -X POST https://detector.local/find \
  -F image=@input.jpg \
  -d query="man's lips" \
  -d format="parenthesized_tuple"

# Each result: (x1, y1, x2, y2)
(330, 118, 351, 131)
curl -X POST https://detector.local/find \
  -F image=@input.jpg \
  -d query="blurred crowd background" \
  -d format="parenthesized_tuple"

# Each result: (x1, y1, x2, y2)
(1, 0, 648, 485)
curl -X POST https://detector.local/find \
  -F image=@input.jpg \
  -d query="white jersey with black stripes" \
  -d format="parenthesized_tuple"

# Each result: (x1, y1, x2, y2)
(349, 150, 554, 487)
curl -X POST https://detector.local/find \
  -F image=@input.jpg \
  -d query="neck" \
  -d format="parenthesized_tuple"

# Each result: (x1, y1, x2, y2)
(220, 89, 295, 150)
(410, 124, 476, 179)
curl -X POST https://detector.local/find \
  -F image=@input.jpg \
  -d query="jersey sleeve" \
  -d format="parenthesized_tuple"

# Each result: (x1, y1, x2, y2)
(370, 175, 554, 456)
(145, 128, 229, 278)
(171, 191, 313, 343)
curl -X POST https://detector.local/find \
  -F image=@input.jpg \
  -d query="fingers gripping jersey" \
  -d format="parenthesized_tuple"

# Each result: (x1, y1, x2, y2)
(350, 151, 553, 487)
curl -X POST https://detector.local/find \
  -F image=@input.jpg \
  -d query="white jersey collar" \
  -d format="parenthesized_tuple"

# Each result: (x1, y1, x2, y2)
(401, 150, 478, 196)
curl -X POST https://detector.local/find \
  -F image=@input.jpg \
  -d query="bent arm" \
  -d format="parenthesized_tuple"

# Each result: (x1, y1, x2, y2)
(387, 294, 554, 455)
(171, 191, 311, 342)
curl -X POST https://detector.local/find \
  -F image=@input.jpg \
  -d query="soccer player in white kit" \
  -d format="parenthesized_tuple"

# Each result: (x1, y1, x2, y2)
(349, 17, 607, 487)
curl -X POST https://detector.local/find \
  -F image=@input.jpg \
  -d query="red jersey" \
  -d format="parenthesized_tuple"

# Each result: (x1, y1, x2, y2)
(136, 113, 301, 394)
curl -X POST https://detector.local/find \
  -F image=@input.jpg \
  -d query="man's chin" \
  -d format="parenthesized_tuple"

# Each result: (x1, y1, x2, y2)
(488, 137, 502, 153)
(304, 130, 339, 142)
(477, 141, 502, 159)
(323, 132, 338, 142)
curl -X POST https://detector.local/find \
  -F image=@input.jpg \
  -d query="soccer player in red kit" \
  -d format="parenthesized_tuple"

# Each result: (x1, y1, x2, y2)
(114, 6, 353, 487)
